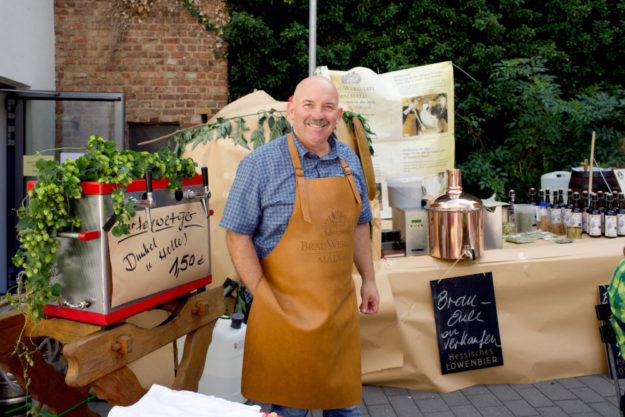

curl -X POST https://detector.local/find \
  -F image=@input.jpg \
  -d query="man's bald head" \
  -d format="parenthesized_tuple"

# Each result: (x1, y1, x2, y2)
(287, 76, 343, 157)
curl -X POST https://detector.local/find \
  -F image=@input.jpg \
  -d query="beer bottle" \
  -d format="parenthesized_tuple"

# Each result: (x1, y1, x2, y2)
(618, 193, 625, 237)
(538, 189, 550, 231)
(588, 193, 602, 238)
(550, 189, 564, 234)
(582, 190, 589, 234)
(529, 188, 537, 205)
(567, 191, 583, 239)
(545, 188, 552, 208)
(508, 189, 516, 224)
(529, 187, 538, 227)
(604, 193, 617, 238)
(598, 190, 606, 235)
(564, 188, 574, 234)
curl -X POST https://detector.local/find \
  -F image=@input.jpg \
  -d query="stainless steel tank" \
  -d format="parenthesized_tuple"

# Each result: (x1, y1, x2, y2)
(425, 169, 484, 260)
(31, 173, 212, 325)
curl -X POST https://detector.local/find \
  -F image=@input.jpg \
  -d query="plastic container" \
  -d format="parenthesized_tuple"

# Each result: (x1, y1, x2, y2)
(541, 171, 571, 203)
(178, 313, 246, 402)
(386, 175, 423, 210)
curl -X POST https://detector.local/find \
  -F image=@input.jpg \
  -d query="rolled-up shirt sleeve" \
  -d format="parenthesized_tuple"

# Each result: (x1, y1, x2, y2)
(219, 155, 262, 236)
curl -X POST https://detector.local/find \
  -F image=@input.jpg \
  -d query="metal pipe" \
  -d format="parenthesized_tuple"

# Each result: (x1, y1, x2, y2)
(308, 0, 317, 76)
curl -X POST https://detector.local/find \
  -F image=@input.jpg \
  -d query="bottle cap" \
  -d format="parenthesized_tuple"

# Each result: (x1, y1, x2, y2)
(231, 312, 245, 329)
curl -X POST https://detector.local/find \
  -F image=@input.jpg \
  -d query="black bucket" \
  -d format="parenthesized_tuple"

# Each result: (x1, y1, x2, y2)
(568, 167, 620, 196)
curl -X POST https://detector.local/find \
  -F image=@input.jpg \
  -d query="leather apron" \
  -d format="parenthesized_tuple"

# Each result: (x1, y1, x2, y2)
(241, 133, 363, 410)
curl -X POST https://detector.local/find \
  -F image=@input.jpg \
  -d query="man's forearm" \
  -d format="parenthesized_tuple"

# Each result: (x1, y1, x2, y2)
(225, 230, 264, 295)
(353, 222, 379, 314)
(353, 223, 374, 282)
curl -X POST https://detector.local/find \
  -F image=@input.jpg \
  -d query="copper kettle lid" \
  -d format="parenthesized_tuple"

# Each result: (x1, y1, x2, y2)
(425, 169, 483, 213)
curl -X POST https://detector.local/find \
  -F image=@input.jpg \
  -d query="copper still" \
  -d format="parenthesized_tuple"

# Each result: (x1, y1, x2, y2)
(425, 169, 484, 260)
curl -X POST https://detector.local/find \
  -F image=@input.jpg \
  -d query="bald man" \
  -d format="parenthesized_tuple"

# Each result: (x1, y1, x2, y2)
(220, 76, 379, 417)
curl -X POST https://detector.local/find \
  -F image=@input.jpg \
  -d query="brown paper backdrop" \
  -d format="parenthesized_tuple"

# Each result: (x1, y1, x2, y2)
(362, 236, 624, 392)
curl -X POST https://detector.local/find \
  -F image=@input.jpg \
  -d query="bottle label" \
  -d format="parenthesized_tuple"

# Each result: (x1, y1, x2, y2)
(605, 216, 618, 237)
(564, 209, 572, 226)
(589, 214, 602, 236)
(582, 212, 587, 232)
(618, 213, 625, 235)
(550, 208, 562, 223)
(570, 212, 582, 228)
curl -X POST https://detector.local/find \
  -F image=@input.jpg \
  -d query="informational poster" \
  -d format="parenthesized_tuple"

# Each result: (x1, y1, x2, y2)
(318, 62, 455, 218)
(430, 272, 503, 375)
(614, 169, 625, 194)
(108, 201, 210, 308)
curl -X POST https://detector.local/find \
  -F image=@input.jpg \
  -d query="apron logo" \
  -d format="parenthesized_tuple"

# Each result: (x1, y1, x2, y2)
(324, 210, 349, 236)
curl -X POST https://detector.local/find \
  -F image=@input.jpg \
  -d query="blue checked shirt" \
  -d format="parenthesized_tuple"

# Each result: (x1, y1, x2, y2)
(220, 131, 372, 260)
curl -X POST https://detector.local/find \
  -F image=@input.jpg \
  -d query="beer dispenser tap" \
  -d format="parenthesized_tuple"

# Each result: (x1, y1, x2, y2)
(184, 166, 211, 218)
(136, 169, 155, 232)
(201, 166, 210, 218)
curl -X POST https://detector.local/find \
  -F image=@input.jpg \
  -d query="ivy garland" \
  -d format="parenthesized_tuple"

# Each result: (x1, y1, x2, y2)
(171, 109, 375, 156)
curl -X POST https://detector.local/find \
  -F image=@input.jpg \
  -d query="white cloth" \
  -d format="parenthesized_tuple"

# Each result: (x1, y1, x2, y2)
(108, 384, 262, 417)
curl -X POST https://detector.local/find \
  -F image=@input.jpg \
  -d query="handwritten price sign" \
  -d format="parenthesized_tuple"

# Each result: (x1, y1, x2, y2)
(108, 201, 210, 308)
(430, 273, 503, 375)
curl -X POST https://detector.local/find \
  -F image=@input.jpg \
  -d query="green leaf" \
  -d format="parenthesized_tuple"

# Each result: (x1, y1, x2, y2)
(250, 130, 266, 150)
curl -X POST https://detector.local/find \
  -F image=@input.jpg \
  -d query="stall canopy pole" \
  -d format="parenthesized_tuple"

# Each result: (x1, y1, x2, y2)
(308, 0, 317, 76)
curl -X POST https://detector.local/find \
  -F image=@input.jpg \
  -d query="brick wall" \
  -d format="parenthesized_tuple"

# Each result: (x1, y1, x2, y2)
(55, 0, 228, 135)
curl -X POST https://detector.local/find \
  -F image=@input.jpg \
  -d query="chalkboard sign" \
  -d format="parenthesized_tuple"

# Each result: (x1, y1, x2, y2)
(598, 285, 625, 379)
(430, 272, 503, 375)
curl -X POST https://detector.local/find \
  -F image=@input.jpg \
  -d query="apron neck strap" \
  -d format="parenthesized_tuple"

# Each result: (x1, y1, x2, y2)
(287, 133, 362, 220)
(288, 133, 312, 222)
(338, 158, 362, 206)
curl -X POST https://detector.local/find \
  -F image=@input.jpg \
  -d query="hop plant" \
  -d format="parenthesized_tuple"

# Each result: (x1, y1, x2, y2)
(11, 135, 198, 321)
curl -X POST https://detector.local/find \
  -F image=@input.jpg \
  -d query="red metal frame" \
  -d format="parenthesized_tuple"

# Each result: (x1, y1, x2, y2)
(27, 174, 203, 194)
(43, 276, 212, 325)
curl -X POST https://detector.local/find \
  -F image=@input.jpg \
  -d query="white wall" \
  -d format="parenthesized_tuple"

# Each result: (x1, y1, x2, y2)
(0, 1, 56, 90)
(0, 0, 55, 293)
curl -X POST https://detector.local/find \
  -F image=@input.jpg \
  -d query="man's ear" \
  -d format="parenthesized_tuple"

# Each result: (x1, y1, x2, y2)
(336, 106, 344, 122)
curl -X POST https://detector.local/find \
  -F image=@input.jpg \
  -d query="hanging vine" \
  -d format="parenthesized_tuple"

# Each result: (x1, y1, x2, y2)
(165, 110, 375, 157)
(107, 0, 228, 62)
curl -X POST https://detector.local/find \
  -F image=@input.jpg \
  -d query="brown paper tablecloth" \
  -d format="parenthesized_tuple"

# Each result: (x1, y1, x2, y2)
(360, 236, 625, 392)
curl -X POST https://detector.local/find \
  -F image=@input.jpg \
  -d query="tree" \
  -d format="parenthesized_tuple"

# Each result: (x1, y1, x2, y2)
(221, 0, 625, 198)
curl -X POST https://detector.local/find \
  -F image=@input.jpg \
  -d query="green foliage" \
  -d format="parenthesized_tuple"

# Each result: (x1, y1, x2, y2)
(173, 110, 375, 154)
(459, 57, 625, 199)
(219, 0, 625, 200)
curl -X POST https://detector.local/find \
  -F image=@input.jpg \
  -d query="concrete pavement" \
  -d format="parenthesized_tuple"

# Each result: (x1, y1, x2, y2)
(85, 374, 623, 416)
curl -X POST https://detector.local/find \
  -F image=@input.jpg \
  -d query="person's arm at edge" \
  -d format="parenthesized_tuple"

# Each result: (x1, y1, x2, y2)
(353, 222, 379, 314)
(225, 230, 264, 296)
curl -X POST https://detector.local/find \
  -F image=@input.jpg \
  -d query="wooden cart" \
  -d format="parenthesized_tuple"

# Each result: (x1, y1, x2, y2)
(0, 286, 223, 416)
